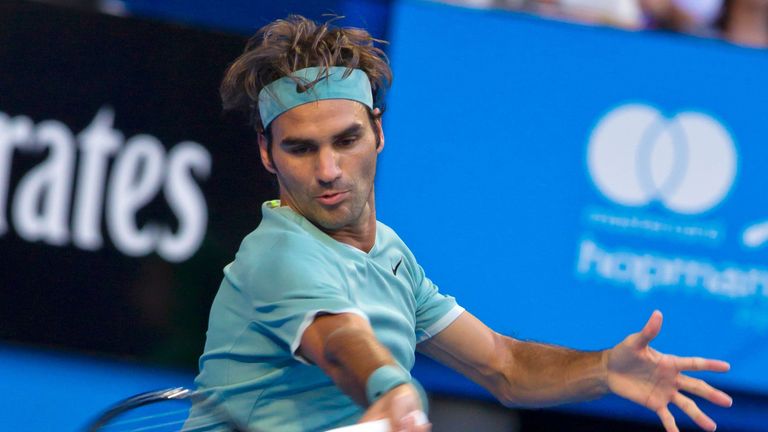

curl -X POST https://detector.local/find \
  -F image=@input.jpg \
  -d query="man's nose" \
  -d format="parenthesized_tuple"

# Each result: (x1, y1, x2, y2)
(316, 147, 342, 185)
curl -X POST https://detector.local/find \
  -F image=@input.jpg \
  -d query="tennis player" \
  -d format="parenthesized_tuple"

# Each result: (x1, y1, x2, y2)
(194, 15, 732, 432)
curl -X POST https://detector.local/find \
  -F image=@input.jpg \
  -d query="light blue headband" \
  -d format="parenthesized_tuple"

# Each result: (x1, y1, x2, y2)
(257, 66, 373, 128)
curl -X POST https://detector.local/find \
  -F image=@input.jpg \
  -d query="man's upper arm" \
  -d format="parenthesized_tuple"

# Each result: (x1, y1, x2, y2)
(417, 311, 512, 398)
(298, 312, 373, 367)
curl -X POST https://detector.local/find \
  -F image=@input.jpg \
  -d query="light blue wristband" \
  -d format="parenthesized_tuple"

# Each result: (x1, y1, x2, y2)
(365, 365, 429, 413)
(366, 365, 410, 404)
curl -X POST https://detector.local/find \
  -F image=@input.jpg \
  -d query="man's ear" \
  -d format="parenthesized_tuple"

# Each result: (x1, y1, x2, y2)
(373, 108, 385, 153)
(258, 133, 277, 174)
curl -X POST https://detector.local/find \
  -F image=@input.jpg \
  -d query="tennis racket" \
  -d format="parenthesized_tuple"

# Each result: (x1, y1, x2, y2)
(86, 387, 247, 432)
(86, 387, 421, 432)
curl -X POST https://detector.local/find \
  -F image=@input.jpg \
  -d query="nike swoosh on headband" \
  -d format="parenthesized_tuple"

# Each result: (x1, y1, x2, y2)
(258, 66, 373, 128)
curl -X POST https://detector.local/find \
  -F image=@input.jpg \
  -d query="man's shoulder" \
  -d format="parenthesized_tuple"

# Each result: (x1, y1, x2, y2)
(237, 220, 334, 269)
(224, 234, 342, 303)
(238, 203, 327, 253)
(224, 210, 342, 288)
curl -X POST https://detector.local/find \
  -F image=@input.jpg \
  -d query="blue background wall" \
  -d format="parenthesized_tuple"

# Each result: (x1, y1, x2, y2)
(378, 0, 768, 429)
(380, 0, 768, 394)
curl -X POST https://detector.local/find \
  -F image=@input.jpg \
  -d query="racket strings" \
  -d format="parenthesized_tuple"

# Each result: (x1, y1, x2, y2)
(100, 409, 231, 432)
(100, 407, 189, 428)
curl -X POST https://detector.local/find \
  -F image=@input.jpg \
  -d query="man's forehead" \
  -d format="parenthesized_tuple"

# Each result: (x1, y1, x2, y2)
(271, 99, 370, 138)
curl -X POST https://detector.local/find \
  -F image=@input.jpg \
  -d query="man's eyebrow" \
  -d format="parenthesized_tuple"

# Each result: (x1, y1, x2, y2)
(279, 137, 318, 148)
(332, 123, 365, 140)
(280, 123, 365, 147)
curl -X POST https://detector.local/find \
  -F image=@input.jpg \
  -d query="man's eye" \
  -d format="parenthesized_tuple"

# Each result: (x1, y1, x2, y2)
(288, 146, 311, 155)
(338, 137, 359, 147)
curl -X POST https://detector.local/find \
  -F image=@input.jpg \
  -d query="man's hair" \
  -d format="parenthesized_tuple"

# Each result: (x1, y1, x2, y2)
(220, 15, 392, 134)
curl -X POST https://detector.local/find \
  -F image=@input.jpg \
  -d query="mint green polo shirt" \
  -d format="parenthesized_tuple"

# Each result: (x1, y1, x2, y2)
(194, 201, 464, 432)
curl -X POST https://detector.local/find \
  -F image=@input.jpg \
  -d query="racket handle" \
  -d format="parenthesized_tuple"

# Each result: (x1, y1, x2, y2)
(325, 419, 389, 432)
(325, 410, 428, 432)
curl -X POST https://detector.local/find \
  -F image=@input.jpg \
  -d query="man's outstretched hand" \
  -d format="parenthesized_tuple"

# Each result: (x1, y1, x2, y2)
(606, 311, 732, 432)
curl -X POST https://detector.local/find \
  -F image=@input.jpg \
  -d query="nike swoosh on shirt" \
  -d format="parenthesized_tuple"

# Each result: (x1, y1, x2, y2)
(392, 257, 403, 276)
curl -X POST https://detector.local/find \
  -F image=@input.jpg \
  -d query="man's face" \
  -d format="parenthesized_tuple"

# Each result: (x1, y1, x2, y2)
(259, 99, 384, 233)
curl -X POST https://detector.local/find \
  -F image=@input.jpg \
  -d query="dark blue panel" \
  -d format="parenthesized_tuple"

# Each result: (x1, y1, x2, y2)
(120, 0, 391, 37)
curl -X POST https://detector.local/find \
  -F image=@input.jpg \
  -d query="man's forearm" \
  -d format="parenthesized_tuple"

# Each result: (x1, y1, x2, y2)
(321, 325, 399, 406)
(497, 337, 610, 407)
(301, 314, 427, 429)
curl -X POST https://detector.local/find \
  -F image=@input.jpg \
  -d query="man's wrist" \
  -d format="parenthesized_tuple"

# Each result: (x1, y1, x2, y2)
(365, 364, 430, 412)
(365, 364, 411, 404)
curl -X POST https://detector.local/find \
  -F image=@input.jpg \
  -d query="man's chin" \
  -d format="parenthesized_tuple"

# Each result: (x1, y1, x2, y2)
(310, 207, 357, 231)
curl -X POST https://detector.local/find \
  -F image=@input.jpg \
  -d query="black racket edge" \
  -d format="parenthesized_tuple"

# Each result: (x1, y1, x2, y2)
(85, 387, 251, 432)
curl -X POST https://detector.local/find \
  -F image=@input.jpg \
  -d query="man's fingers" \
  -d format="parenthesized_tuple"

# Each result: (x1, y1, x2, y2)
(396, 412, 415, 432)
(672, 393, 717, 432)
(675, 356, 731, 373)
(406, 411, 429, 426)
(657, 406, 680, 432)
(396, 412, 431, 432)
(637, 310, 663, 347)
(679, 375, 733, 407)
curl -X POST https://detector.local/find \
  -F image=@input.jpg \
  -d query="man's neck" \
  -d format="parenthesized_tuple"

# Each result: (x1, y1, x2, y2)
(322, 204, 377, 253)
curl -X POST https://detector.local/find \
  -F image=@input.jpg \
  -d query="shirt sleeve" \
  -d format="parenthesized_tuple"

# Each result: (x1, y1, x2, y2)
(228, 239, 368, 364)
(412, 264, 464, 343)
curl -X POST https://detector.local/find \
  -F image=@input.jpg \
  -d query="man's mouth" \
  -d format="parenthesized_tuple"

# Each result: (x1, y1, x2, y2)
(316, 191, 349, 206)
